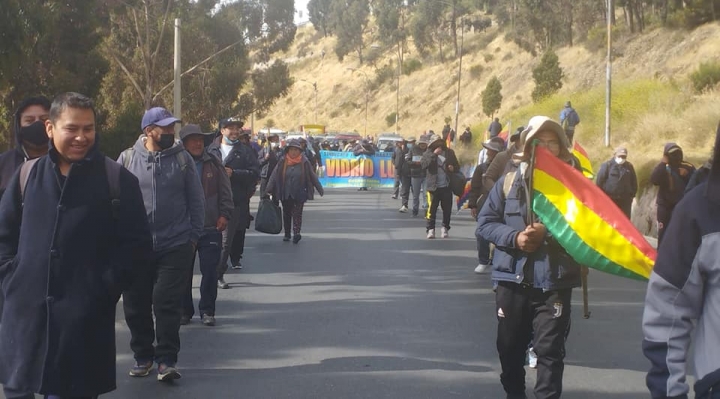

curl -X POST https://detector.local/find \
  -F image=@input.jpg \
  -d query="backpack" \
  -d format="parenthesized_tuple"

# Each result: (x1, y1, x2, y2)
(19, 157, 122, 217)
(563, 109, 580, 129)
(121, 147, 188, 172)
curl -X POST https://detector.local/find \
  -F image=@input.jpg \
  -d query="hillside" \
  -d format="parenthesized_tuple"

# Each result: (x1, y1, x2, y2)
(258, 21, 720, 234)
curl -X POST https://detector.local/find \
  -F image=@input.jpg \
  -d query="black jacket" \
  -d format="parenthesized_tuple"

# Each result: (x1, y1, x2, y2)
(468, 161, 490, 209)
(408, 146, 426, 178)
(596, 159, 638, 199)
(207, 138, 261, 205)
(0, 144, 152, 396)
(258, 145, 283, 179)
(650, 143, 695, 208)
(0, 100, 48, 199)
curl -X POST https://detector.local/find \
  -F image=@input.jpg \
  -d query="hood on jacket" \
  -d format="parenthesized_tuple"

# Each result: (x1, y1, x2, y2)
(707, 122, 720, 202)
(663, 142, 682, 155)
(13, 96, 51, 149)
(517, 116, 571, 161)
(132, 134, 186, 157)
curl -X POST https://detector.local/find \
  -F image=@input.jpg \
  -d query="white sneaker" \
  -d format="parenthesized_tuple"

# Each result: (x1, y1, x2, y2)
(441, 227, 449, 238)
(528, 347, 538, 369)
(399, 205, 408, 213)
(427, 229, 435, 239)
(474, 263, 490, 274)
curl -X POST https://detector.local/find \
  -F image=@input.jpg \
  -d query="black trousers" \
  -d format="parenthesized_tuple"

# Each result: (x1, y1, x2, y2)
(657, 204, 673, 246)
(400, 175, 411, 207)
(426, 186, 452, 231)
(393, 173, 401, 197)
(123, 242, 195, 365)
(495, 282, 573, 399)
(611, 197, 633, 220)
(183, 230, 222, 318)
(564, 129, 575, 144)
(218, 202, 250, 277)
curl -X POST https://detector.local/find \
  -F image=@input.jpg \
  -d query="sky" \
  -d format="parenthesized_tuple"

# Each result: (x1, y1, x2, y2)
(216, 0, 310, 25)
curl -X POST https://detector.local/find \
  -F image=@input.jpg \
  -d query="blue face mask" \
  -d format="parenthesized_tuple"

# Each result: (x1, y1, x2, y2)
(223, 136, 239, 145)
(407, 144, 414, 149)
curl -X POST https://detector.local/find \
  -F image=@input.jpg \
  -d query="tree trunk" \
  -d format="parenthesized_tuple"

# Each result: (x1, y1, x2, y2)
(610, 0, 616, 25)
(661, 0, 669, 24)
(567, 0, 573, 46)
(634, 0, 645, 32)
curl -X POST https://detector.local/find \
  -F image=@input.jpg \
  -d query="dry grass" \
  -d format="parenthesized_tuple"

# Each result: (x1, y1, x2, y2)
(257, 22, 720, 232)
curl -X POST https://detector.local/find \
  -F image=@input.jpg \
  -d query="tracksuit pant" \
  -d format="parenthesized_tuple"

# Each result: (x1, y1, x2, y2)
(426, 186, 452, 231)
(495, 282, 573, 399)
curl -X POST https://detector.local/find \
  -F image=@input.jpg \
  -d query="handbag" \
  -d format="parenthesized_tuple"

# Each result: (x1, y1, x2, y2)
(449, 170, 467, 197)
(254, 198, 283, 234)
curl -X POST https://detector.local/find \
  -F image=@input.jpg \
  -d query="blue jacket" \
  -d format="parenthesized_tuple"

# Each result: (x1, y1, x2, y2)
(207, 138, 260, 206)
(642, 128, 720, 399)
(118, 136, 205, 251)
(0, 144, 152, 396)
(476, 165, 582, 290)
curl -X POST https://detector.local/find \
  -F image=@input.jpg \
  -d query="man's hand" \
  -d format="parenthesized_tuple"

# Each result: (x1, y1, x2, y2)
(447, 165, 455, 172)
(216, 216, 228, 232)
(225, 167, 233, 177)
(434, 147, 443, 155)
(515, 223, 547, 253)
(661, 155, 669, 165)
(470, 207, 478, 219)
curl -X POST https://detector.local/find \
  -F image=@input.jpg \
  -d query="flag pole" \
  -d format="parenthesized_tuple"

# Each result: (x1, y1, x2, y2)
(582, 267, 591, 318)
(527, 140, 539, 227)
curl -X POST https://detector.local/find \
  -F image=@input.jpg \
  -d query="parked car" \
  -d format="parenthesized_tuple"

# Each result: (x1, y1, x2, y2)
(377, 133, 404, 152)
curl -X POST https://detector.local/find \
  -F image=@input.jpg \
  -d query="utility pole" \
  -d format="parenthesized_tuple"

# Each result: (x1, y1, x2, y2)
(454, 19, 464, 146)
(605, 0, 612, 147)
(173, 18, 181, 136)
(313, 82, 318, 123)
(395, 41, 401, 134)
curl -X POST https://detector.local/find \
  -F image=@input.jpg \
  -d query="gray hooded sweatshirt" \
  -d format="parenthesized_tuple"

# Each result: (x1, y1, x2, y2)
(118, 136, 205, 251)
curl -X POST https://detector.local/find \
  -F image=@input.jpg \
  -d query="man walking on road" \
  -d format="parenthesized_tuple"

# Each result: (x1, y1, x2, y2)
(119, 107, 205, 382)
(180, 125, 234, 327)
(399, 137, 415, 213)
(408, 135, 429, 216)
(422, 135, 460, 239)
(477, 116, 581, 399)
(596, 146, 638, 219)
(650, 143, 695, 245)
(207, 118, 260, 288)
(0, 92, 152, 398)
(642, 122, 720, 399)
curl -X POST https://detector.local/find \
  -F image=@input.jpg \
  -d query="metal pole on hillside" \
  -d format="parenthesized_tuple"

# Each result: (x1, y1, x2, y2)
(605, 0, 612, 147)
(454, 19, 464, 147)
(174, 18, 182, 136)
(395, 42, 400, 135)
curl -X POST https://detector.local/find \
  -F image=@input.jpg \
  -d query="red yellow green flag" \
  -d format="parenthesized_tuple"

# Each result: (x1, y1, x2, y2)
(532, 147, 656, 280)
(572, 141, 594, 179)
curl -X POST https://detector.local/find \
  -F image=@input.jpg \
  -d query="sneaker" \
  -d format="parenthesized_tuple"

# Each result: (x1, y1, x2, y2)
(426, 229, 435, 239)
(179, 315, 191, 325)
(129, 360, 153, 377)
(283, 235, 291, 242)
(157, 363, 182, 382)
(391, 195, 398, 199)
(474, 264, 490, 274)
(527, 347, 538, 369)
(399, 205, 408, 213)
(441, 227, 449, 238)
(217, 277, 229, 289)
(231, 262, 242, 270)
(293, 234, 302, 244)
(201, 314, 216, 326)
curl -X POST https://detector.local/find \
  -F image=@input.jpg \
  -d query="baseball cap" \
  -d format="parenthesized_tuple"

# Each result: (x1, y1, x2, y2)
(141, 107, 181, 130)
(219, 117, 244, 129)
(614, 146, 628, 157)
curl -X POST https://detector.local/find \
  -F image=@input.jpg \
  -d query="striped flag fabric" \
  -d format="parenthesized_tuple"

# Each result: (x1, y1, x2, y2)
(532, 147, 656, 280)
(572, 141, 595, 179)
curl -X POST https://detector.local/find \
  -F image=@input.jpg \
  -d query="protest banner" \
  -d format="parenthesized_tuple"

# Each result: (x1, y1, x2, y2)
(318, 151, 395, 188)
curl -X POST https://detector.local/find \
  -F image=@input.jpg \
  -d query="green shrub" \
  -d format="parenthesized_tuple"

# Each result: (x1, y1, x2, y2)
(483, 53, 494, 63)
(375, 63, 396, 86)
(690, 62, 720, 93)
(502, 52, 513, 61)
(470, 64, 484, 79)
(402, 58, 423, 75)
(330, 110, 340, 118)
(385, 112, 398, 127)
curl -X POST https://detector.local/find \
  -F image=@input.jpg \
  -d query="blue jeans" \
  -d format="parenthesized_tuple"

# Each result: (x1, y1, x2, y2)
(476, 235, 491, 265)
(183, 230, 222, 317)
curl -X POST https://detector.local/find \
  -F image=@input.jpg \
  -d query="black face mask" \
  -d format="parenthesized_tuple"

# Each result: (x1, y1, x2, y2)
(157, 134, 175, 150)
(19, 120, 49, 146)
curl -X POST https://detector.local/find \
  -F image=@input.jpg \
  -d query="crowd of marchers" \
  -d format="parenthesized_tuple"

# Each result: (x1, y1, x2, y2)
(0, 93, 324, 399)
(389, 101, 716, 399)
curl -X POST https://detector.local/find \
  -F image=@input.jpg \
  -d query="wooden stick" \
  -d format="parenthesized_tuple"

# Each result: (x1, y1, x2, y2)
(582, 266, 590, 319)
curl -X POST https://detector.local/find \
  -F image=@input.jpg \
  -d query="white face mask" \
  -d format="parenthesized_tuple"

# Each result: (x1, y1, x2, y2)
(615, 157, 626, 165)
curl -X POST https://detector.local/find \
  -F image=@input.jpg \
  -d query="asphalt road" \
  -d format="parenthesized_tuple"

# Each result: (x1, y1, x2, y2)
(6, 189, 654, 399)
